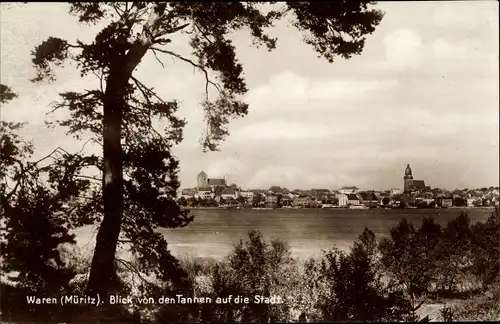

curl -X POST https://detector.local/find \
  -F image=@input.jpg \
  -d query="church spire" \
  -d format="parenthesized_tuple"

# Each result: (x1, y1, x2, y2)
(405, 164, 412, 177)
(403, 164, 414, 194)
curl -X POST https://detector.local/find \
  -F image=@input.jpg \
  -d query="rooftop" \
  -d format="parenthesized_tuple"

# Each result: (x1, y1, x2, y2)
(347, 194, 359, 200)
(340, 186, 359, 190)
(221, 187, 236, 195)
(208, 178, 226, 186)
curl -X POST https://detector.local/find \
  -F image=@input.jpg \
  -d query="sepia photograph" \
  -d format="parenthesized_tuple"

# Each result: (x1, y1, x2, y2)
(0, 1, 499, 323)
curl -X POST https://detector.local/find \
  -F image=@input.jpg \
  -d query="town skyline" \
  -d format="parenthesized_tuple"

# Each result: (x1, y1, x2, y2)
(184, 165, 499, 193)
(1, 2, 498, 190)
(179, 168, 499, 210)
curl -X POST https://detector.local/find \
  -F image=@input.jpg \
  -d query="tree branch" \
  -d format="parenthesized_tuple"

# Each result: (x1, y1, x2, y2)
(150, 47, 222, 99)
(2, 145, 92, 202)
(130, 76, 169, 104)
(30, 147, 69, 166)
(122, 82, 172, 149)
(121, 3, 168, 77)
(115, 257, 156, 287)
(160, 22, 190, 36)
(414, 296, 428, 312)
(75, 175, 100, 182)
(150, 48, 165, 68)
(91, 70, 105, 94)
(66, 43, 84, 49)
(109, 2, 126, 21)
(3, 157, 24, 201)
(193, 22, 215, 46)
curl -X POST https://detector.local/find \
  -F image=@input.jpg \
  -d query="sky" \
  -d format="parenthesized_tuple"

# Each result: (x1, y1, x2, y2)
(1, 2, 498, 191)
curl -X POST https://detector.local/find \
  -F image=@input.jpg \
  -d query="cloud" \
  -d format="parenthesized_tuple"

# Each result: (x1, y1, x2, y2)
(222, 98, 498, 189)
(206, 155, 247, 180)
(233, 119, 335, 141)
(432, 2, 497, 31)
(247, 165, 301, 189)
(381, 28, 423, 69)
(244, 72, 399, 117)
(250, 72, 399, 102)
(431, 39, 490, 61)
(1, 73, 99, 125)
(1, 3, 498, 192)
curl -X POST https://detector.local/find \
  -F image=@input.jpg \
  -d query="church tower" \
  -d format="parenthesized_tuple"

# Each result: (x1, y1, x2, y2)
(403, 164, 414, 193)
(197, 171, 208, 189)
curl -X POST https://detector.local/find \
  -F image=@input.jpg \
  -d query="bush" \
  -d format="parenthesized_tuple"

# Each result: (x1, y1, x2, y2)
(317, 228, 412, 322)
(207, 230, 301, 322)
(163, 229, 415, 323)
(379, 211, 495, 303)
(452, 279, 500, 321)
(4, 208, 498, 323)
(153, 231, 304, 322)
(435, 212, 477, 295)
(379, 218, 440, 318)
(471, 207, 499, 287)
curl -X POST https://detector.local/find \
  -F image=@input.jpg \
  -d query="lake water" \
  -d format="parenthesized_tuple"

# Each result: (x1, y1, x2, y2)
(74, 207, 494, 261)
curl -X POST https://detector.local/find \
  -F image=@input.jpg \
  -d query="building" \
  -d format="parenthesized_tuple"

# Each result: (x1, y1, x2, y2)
(421, 192, 434, 200)
(266, 195, 278, 204)
(422, 198, 435, 205)
(197, 171, 209, 188)
(403, 164, 413, 193)
(197, 171, 226, 189)
(209, 178, 227, 187)
(390, 188, 401, 195)
(360, 192, 378, 208)
(264, 195, 279, 208)
(281, 196, 293, 207)
(311, 189, 331, 198)
(441, 197, 453, 208)
(434, 195, 453, 208)
(268, 186, 283, 194)
(181, 188, 196, 198)
(221, 187, 237, 200)
(196, 187, 212, 199)
(403, 164, 429, 193)
(339, 186, 359, 194)
(347, 194, 361, 206)
(391, 195, 402, 207)
(378, 192, 391, 206)
(293, 196, 312, 207)
(239, 191, 254, 200)
(336, 193, 348, 207)
(250, 189, 267, 196)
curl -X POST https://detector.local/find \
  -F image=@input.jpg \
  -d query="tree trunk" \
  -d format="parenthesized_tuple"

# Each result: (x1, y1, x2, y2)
(85, 3, 166, 298)
(87, 72, 127, 298)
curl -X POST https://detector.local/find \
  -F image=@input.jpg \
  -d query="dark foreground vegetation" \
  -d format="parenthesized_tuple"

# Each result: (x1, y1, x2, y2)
(1, 207, 498, 323)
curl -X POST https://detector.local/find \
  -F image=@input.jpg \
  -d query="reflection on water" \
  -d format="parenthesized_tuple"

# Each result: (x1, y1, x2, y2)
(74, 208, 493, 261)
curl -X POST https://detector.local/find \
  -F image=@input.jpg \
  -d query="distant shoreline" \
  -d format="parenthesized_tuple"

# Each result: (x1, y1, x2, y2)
(188, 206, 496, 211)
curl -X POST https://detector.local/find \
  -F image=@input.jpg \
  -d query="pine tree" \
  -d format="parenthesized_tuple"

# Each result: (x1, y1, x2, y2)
(29, 2, 384, 297)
